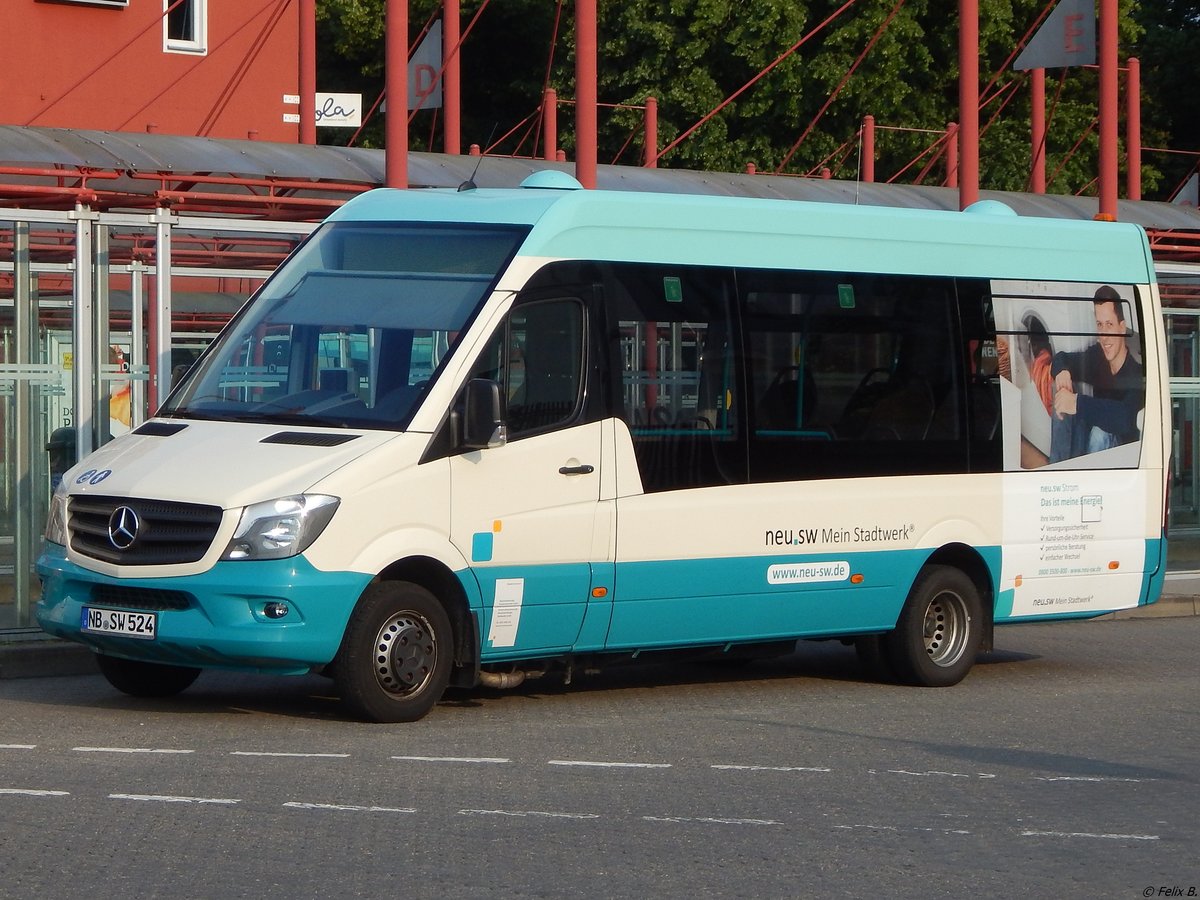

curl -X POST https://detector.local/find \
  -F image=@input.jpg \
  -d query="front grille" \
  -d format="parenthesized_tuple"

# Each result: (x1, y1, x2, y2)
(69, 495, 223, 565)
(91, 584, 193, 611)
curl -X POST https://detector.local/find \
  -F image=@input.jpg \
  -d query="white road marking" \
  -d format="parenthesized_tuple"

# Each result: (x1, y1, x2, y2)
(547, 760, 671, 769)
(0, 788, 70, 797)
(109, 793, 240, 805)
(74, 747, 194, 755)
(877, 768, 996, 779)
(230, 751, 350, 758)
(1033, 775, 1148, 783)
(283, 802, 416, 813)
(392, 755, 510, 764)
(712, 764, 831, 773)
(644, 816, 782, 827)
(834, 823, 972, 835)
(459, 808, 601, 820)
(0, 744, 36, 750)
(1021, 830, 1159, 841)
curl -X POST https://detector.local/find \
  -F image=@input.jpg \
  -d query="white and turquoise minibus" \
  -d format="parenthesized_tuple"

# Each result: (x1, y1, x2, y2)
(36, 172, 1170, 722)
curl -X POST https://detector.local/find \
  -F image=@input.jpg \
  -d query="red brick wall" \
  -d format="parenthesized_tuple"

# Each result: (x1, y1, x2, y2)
(3, 0, 299, 141)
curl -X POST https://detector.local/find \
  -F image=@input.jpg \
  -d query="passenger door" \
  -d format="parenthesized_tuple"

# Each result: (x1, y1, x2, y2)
(449, 294, 610, 657)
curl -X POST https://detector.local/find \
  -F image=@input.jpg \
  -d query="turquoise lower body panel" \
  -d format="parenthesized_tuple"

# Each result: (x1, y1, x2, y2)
(460, 546, 1019, 658)
(606, 548, 937, 649)
(1142, 534, 1167, 605)
(35, 543, 372, 673)
(463, 561, 600, 662)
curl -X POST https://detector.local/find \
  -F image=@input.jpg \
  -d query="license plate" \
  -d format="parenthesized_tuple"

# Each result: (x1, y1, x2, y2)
(81, 607, 157, 640)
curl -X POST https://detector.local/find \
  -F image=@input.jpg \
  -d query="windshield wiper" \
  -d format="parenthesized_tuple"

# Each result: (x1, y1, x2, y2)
(240, 412, 350, 428)
(168, 408, 240, 422)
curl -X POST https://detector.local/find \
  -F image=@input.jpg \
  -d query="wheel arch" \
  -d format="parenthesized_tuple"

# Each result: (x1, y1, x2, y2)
(375, 555, 480, 685)
(920, 542, 996, 652)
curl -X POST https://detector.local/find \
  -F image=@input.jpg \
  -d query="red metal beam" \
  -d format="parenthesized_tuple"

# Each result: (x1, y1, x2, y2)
(575, 0, 598, 188)
(444, 0, 462, 155)
(1098, 0, 1118, 218)
(386, 0, 410, 188)
(958, 0, 980, 209)
(1127, 57, 1141, 202)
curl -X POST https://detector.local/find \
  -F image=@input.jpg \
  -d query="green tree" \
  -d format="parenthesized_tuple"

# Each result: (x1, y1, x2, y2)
(315, 0, 559, 152)
(315, 0, 1169, 198)
(1136, 0, 1200, 199)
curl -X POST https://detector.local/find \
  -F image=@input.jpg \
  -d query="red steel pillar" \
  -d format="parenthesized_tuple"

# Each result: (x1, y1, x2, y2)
(644, 96, 658, 168)
(543, 89, 557, 161)
(958, 0, 979, 208)
(575, 0, 598, 189)
(386, 0, 409, 188)
(1126, 56, 1141, 201)
(299, 0, 316, 144)
(1031, 68, 1046, 193)
(1098, 0, 1118, 217)
(862, 115, 875, 183)
(443, 0, 461, 155)
(946, 122, 959, 188)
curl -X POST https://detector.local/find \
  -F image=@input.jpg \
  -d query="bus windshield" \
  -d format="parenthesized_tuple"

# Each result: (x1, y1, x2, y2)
(162, 222, 526, 429)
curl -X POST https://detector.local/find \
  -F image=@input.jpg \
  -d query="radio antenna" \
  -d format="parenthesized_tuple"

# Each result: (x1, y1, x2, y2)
(458, 123, 498, 192)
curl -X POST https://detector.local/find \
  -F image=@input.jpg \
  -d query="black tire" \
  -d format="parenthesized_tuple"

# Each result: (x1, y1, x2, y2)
(854, 634, 896, 682)
(96, 653, 201, 698)
(334, 581, 452, 723)
(882, 565, 982, 687)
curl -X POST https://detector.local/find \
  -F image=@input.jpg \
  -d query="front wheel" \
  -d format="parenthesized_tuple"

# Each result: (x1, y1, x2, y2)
(334, 581, 453, 723)
(96, 654, 201, 697)
(882, 565, 982, 687)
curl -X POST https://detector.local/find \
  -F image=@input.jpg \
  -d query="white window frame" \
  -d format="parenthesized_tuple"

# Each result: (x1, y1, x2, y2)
(163, 0, 207, 55)
(37, 0, 130, 8)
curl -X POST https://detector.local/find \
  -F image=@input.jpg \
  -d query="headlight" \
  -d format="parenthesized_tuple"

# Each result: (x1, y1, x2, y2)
(221, 494, 339, 561)
(44, 482, 69, 546)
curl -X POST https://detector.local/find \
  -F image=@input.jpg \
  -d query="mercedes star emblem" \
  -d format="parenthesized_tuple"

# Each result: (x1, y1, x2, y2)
(107, 506, 140, 551)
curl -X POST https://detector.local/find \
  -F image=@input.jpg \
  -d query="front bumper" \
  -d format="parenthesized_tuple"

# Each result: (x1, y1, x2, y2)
(35, 543, 373, 673)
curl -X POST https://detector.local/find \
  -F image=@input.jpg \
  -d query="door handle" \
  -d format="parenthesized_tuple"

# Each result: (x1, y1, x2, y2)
(558, 463, 595, 476)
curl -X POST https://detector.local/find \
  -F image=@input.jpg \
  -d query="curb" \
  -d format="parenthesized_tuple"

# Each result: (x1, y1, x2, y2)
(1098, 594, 1199, 620)
(2, 595, 1197, 680)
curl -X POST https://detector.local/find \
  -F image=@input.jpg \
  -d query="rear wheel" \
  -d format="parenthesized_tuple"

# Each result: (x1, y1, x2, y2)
(334, 581, 452, 723)
(96, 654, 201, 697)
(883, 565, 982, 687)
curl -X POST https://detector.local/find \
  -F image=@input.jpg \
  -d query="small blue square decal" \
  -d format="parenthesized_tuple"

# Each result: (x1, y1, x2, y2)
(472, 532, 494, 562)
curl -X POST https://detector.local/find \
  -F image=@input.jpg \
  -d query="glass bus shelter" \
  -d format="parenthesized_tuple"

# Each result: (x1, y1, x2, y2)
(1, 207, 313, 632)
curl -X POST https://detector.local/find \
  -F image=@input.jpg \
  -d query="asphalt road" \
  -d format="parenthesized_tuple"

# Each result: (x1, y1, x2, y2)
(1, 617, 1197, 899)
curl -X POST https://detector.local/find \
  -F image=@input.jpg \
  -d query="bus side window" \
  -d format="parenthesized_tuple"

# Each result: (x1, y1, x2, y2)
(507, 298, 585, 434)
(959, 278, 1003, 472)
(742, 271, 969, 481)
(465, 296, 587, 439)
(609, 263, 745, 492)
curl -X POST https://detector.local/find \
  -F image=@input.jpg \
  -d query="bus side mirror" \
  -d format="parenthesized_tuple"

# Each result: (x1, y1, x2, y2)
(462, 378, 508, 450)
